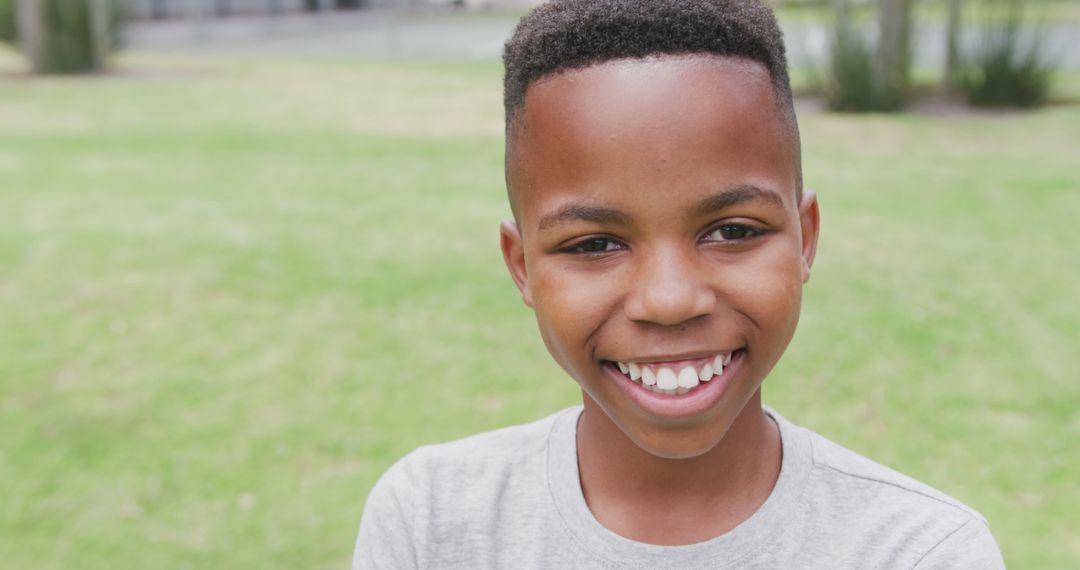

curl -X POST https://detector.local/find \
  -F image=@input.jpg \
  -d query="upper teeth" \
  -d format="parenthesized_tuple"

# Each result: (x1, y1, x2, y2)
(657, 368, 678, 390)
(614, 352, 732, 395)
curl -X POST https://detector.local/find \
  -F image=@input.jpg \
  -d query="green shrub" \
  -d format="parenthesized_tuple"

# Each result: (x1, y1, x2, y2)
(825, 13, 906, 112)
(961, 1, 1054, 108)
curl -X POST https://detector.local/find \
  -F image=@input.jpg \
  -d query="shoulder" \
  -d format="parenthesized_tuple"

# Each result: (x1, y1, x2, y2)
(418, 408, 565, 457)
(355, 408, 577, 569)
(775, 413, 1004, 568)
(398, 406, 569, 476)
(804, 426, 986, 522)
(364, 406, 574, 515)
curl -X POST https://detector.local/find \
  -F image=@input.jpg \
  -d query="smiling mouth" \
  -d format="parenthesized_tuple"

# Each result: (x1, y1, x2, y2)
(605, 350, 741, 395)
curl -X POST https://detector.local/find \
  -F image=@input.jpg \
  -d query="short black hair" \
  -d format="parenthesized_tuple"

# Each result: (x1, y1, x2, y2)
(503, 0, 795, 129)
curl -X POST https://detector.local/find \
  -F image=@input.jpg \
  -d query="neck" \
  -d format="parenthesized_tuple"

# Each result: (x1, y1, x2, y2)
(575, 392, 781, 544)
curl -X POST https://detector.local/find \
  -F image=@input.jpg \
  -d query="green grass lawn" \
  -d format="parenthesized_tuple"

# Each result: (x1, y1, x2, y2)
(1, 49, 1077, 568)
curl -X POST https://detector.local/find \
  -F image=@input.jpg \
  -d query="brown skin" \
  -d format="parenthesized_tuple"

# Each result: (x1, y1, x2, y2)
(501, 55, 820, 545)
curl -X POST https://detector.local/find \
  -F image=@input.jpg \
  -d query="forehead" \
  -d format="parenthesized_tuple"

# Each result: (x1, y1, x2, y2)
(506, 55, 799, 228)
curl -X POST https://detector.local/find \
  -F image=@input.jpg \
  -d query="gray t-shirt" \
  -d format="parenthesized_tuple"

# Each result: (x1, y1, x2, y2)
(353, 407, 1004, 569)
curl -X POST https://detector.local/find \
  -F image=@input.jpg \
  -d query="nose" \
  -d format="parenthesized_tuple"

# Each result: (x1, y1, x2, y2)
(623, 248, 716, 326)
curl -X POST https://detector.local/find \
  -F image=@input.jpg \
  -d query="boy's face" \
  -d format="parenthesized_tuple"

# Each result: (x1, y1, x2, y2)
(501, 55, 819, 459)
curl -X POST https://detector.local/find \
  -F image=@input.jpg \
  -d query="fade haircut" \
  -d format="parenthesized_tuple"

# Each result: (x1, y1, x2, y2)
(501, 0, 802, 202)
(503, 0, 794, 128)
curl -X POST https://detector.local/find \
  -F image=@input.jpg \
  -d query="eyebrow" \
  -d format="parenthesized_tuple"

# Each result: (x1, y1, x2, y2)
(537, 204, 630, 232)
(535, 184, 786, 232)
(691, 185, 786, 217)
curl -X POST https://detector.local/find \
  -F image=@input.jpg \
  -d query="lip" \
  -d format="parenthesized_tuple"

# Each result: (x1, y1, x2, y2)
(617, 352, 729, 368)
(604, 349, 744, 420)
(626, 351, 734, 364)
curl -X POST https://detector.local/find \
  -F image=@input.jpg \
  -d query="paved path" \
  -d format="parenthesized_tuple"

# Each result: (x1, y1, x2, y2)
(123, 10, 516, 59)
(123, 10, 1079, 69)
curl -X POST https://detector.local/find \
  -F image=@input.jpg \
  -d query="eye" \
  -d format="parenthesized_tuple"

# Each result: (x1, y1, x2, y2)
(703, 223, 764, 242)
(563, 237, 624, 255)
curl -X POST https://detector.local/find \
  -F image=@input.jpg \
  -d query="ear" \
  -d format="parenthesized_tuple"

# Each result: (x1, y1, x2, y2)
(798, 190, 820, 284)
(500, 220, 534, 307)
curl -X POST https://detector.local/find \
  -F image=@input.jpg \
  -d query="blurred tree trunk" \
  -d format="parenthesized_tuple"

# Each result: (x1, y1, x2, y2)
(877, 0, 912, 97)
(835, 0, 852, 31)
(15, 0, 44, 70)
(944, 0, 963, 95)
(15, 0, 111, 74)
(90, 0, 109, 68)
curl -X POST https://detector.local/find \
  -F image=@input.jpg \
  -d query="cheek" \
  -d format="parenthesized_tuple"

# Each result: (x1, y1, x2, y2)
(530, 265, 617, 367)
(722, 243, 804, 338)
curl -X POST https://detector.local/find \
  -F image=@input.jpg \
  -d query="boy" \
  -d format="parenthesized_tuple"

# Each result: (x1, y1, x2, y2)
(354, 1, 1004, 568)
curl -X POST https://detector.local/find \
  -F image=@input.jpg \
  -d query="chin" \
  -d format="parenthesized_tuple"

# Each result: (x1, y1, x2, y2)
(619, 410, 741, 460)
